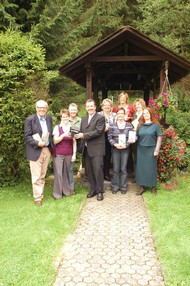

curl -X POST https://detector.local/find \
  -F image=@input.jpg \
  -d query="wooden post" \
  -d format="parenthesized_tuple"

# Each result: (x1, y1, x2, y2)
(143, 82, 150, 105)
(85, 63, 92, 100)
(93, 84, 99, 110)
(159, 61, 169, 94)
(153, 78, 157, 97)
(160, 67, 165, 94)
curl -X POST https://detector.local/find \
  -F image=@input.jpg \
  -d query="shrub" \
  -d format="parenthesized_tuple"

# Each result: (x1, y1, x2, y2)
(158, 126, 189, 182)
(0, 30, 50, 186)
(166, 109, 190, 146)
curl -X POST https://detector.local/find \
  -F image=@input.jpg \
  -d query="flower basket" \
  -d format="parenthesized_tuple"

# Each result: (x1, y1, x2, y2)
(149, 91, 178, 125)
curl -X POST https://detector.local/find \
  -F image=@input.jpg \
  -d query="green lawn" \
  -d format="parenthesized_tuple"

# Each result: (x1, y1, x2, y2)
(0, 178, 87, 286)
(1, 173, 190, 286)
(144, 173, 190, 286)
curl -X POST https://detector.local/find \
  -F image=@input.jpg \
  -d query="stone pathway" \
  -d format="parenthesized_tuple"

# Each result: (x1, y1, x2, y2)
(54, 183, 165, 286)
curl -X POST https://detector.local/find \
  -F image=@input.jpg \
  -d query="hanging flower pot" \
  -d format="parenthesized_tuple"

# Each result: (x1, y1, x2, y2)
(148, 91, 178, 126)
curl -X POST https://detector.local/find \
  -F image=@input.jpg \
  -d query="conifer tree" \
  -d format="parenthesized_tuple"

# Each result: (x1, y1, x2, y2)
(135, 0, 190, 59)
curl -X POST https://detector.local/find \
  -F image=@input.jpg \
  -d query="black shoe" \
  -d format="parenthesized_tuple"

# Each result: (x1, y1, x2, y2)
(112, 190, 117, 194)
(104, 176, 111, 181)
(87, 191, 97, 198)
(97, 193, 104, 201)
(136, 186, 146, 196)
(121, 190, 127, 194)
(151, 187, 157, 195)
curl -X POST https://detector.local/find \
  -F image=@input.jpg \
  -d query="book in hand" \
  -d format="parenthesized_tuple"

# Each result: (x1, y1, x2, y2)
(70, 126, 80, 137)
(41, 131, 49, 144)
(128, 130, 136, 143)
(118, 134, 126, 146)
(32, 133, 41, 141)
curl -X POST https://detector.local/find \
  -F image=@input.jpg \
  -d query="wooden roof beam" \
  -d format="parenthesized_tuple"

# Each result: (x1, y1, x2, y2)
(93, 56, 163, 62)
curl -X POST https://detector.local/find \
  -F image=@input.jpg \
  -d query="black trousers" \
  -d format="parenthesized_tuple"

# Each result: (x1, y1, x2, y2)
(104, 134, 112, 178)
(84, 148, 104, 194)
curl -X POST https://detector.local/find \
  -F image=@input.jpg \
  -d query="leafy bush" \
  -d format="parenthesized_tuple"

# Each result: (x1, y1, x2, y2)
(158, 126, 189, 182)
(0, 30, 50, 186)
(172, 84, 190, 112)
(148, 90, 190, 182)
(166, 109, 190, 146)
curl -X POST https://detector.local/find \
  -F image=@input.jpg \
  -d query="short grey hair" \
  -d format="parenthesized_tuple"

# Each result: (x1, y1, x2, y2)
(35, 100, 48, 108)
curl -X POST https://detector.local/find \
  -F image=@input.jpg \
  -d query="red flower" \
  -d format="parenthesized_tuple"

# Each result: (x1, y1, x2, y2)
(165, 184, 172, 190)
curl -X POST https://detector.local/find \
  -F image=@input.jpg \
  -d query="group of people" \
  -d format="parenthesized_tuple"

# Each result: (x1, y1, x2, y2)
(24, 92, 162, 206)
(24, 101, 81, 206)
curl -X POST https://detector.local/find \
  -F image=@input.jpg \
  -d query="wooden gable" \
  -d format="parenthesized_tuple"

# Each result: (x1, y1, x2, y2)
(59, 26, 190, 103)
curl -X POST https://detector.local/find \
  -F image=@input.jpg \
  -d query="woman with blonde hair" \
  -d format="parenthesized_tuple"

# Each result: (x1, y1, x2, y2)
(98, 98, 116, 181)
(113, 91, 134, 122)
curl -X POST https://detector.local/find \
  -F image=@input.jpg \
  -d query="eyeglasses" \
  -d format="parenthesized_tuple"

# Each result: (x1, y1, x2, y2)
(117, 112, 125, 115)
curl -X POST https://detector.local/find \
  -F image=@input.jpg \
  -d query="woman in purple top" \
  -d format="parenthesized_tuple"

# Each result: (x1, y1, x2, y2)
(53, 109, 77, 199)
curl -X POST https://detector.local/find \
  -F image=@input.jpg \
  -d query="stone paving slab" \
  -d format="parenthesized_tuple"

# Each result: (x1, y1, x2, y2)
(54, 184, 165, 286)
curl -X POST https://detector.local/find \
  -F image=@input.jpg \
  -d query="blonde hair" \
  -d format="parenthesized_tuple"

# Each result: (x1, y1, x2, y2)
(101, 98, 113, 107)
(133, 98, 146, 109)
(118, 91, 129, 102)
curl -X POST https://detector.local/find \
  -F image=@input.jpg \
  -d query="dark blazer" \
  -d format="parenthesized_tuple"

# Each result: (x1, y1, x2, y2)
(24, 114, 53, 161)
(80, 113, 105, 157)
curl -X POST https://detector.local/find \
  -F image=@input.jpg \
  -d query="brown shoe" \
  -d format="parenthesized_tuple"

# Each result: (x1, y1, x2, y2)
(42, 194, 47, 200)
(151, 187, 157, 195)
(70, 190, 75, 195)
(136, 186, 146, 196)
(35, 200, 42, 206)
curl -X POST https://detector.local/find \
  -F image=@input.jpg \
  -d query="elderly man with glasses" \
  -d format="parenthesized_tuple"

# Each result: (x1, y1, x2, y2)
(24, 100, 53, 206)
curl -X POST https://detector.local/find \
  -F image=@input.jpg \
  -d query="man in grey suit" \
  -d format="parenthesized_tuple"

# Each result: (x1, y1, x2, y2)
(24, 100, 53, 206)
(75, 99, 105, 201)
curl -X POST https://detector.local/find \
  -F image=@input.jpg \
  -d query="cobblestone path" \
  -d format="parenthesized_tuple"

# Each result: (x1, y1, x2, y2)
(54, 184, 165, 286)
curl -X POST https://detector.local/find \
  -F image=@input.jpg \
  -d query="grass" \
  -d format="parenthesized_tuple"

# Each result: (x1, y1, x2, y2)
(1, 172, 190, 286)
(144, 173, 190, 286)
(0, 177, 87, 286)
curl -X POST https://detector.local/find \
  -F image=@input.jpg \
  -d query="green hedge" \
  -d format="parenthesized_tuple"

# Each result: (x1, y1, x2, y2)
(166, 109, 190, 146)
(0, 30, 50, 186)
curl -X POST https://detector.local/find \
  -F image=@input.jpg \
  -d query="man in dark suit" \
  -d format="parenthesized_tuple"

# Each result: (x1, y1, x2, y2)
(24, 100, 53, 206)
(75, 99, 105, 201)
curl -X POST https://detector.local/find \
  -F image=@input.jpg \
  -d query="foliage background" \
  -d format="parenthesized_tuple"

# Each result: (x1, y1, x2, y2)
(0, 0, 190, 184)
